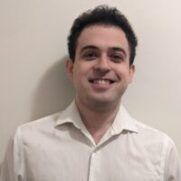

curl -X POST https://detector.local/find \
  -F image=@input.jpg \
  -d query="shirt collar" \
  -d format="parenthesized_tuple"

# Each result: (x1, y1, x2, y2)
(110, 105, 138, 135)
(55, 100, 138, 134)
(55, 100, 88, 131)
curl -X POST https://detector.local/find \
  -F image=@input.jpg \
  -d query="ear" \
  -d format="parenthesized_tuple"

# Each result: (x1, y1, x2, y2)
(65, 59, 74, 82)
(128, 64, 135, 83)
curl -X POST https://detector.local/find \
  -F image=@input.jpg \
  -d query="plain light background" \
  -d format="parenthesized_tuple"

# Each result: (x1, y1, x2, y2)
(0, 0, 181, 163)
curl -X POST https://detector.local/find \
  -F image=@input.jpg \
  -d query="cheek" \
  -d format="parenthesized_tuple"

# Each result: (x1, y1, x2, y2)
(74, 64, 91, 77)
(115, 68, 133, 82)
(72, 68, 86, 86)
(114, 68, 128, 77)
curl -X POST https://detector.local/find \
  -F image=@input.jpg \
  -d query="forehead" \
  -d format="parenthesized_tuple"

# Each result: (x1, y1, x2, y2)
(76, 25, 129, 52)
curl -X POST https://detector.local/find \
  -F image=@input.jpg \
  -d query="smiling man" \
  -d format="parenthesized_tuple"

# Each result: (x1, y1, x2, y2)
(1, 5, 181, 181)
(66, 24, 135, 144)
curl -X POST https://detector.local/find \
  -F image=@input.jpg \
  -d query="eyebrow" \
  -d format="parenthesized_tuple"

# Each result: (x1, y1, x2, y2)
(80, 45, 127, 56)
(80, 45, 98, 53)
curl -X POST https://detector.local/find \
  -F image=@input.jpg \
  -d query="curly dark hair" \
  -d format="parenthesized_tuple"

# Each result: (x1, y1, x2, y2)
(67, 5, 138, 65)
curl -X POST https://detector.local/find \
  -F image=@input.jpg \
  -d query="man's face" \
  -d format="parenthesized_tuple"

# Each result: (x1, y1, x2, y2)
(66, 25, 135, 108)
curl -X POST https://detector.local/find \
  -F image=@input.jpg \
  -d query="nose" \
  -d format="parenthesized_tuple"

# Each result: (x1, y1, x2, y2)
(93, 55, 110, 73)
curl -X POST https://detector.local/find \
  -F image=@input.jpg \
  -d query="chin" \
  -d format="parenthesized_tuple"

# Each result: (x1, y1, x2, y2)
(89, 96, 120, 106)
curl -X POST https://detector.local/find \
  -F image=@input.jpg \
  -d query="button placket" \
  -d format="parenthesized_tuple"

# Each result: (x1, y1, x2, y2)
(88, 149, 101, 181)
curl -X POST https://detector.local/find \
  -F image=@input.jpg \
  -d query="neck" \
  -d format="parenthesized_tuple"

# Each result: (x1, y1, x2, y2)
(75, 98, 121, 144)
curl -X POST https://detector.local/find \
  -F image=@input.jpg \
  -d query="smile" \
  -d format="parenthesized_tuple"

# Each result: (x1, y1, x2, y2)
(88, 79, 116, 85)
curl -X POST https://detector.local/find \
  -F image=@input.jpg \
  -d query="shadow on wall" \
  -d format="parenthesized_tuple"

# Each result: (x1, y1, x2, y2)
(30, 57, 74, 121)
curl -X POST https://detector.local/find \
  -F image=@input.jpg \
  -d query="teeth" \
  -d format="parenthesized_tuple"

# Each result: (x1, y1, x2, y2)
(93, 79, 110, 84)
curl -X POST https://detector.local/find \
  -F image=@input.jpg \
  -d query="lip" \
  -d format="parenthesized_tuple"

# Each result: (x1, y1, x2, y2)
(88, 78, 117, 91)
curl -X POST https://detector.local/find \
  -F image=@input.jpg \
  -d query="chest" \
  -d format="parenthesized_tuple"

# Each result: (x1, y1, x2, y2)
(23, 134, 163, 181)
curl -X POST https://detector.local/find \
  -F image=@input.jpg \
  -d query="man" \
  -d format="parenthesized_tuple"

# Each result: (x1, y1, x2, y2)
(1, 5, 181, 181)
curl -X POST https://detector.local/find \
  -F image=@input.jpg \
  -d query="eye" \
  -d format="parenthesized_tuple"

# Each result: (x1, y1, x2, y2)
(110, 53, 124, 63)
(82, 50, 98, 60)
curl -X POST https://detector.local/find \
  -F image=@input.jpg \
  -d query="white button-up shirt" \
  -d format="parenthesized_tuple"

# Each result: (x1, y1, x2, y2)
(1, 101, 181, 181)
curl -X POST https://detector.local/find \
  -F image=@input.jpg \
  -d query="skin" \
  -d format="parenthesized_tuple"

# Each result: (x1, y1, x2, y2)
(66, 25, 135, 144)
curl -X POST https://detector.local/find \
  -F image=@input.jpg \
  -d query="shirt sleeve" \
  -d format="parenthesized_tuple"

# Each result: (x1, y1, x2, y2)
(0, 128, 24, 181)
(164, 139, 181, 181)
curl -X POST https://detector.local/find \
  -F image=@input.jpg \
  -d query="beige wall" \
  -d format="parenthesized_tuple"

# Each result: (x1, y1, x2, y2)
(0, 0, 181, 163)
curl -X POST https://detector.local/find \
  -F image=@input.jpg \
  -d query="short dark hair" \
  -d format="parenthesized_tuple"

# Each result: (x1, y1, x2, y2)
(67, 5, 138, 65)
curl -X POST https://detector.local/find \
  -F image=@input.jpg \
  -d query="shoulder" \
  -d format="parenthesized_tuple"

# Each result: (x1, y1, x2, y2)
(20, 112, 60, 130)
(135, 119, 172, 139)
(12, 101, 77, 145)
(14, 112, 62, 142)
(133, 119, 175, 152)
